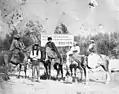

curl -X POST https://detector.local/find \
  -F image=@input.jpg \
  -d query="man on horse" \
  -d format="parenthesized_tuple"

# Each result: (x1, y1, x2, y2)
(45, 37, 62, 79)
(70, 42, 80, 54)
(30, 42, 41, 82)
(10, 33, 25, 65)
(87, 39, 96, 55)
(45, 37, 61, 61)
(66, 42, 81, 77)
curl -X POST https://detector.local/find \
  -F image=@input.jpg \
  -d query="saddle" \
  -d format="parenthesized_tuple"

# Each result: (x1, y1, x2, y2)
(10, 52, 24, 65)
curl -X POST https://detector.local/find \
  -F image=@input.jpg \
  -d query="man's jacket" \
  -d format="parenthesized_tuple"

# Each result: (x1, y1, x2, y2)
(45, 42, 60, 58)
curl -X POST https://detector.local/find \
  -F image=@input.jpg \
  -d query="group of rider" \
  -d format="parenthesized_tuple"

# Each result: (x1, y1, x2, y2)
(9, 33, 96, 81)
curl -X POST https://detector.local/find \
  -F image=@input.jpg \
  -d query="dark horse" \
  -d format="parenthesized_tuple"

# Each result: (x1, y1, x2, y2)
(39, 47, 63, 80)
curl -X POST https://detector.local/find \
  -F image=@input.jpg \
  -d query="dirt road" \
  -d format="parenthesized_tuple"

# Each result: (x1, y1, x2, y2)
(0, 68, 119, 94)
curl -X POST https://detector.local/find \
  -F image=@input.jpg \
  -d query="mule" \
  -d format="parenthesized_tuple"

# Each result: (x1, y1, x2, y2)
(45, 46, 63, 80)
(86, 53, 111, 84)
(68, 52, 87, 83)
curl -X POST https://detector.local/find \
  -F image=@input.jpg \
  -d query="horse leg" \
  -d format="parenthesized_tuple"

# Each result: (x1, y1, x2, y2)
(101, 62, 111, 84)
(69, 64, 73, 77)
(60, 64, 63, 80)
(32, 65, 35, 81)
(4, 55, 10, 80)
(57, 69, 60, 80)
(85, 67, 89, 85)
(80, 67, 83, 81)
(18, 64, 22, 78)
(74, 65, 77, 81)
(82, 66, 86, 82)
(45, 64, 49, 79)
(36, 65, 40, 82)
(48, 61, 51, 79)
(24, 64, 27, 78)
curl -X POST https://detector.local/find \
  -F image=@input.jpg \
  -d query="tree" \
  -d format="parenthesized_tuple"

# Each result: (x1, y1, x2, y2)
(54, 22, 68, 34)
(54, 22, 69, 62)
(23, 20, 46, 47)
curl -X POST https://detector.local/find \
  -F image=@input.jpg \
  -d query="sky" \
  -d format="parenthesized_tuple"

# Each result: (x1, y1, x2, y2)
(1, 0, 119, 37)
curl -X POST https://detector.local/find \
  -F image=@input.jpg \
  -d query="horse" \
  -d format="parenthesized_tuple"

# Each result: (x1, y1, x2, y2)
(3, 48, 29, 79)
(44, 47, 63, 80)
(66, 51, 87, 83)
(86, 53, 111, 84)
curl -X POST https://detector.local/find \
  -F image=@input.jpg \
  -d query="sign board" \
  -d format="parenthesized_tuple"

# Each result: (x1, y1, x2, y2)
(41, 34, 74, 47)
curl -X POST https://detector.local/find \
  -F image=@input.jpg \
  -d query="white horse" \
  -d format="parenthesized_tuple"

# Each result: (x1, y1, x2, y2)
(86, 53, 111, 84)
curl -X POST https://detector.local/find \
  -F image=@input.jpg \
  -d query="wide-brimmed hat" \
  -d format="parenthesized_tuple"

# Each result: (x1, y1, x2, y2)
(90, 40, 94, 43)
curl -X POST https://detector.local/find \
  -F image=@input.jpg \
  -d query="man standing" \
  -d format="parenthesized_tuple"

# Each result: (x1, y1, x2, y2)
(30, 43, 41, 82)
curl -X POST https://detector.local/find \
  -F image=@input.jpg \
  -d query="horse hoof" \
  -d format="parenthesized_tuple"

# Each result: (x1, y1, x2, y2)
(17, 76, 20, 79)
(32, 79, 36, 82)
(36, 80, 40, 82)
(2, 76, 10, 81)
(25, 76, 27, 79)
(85, 82, 89, 85)
(105, 82, 109, 84)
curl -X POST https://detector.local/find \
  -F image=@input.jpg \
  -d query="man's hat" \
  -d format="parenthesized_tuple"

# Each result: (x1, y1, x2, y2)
(73, 50, 78, 53)
(47, 37, 52, 40)
(34, 42, 39, 46)
(14, 34, 20, 38)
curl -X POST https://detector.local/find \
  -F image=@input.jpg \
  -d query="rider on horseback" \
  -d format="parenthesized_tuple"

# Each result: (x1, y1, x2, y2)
(66, 42, 80, 77)
(87, 40, 96, 55)
(45, 37, 62, 79)
(45, 37, 61, 61)
(70, 42, 80, 54)
(10, 33, 25, 64)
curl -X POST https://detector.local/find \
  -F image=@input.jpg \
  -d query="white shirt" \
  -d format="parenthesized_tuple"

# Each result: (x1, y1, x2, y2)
(30, 50, 41, 60)
(88, 43, 95, 52)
